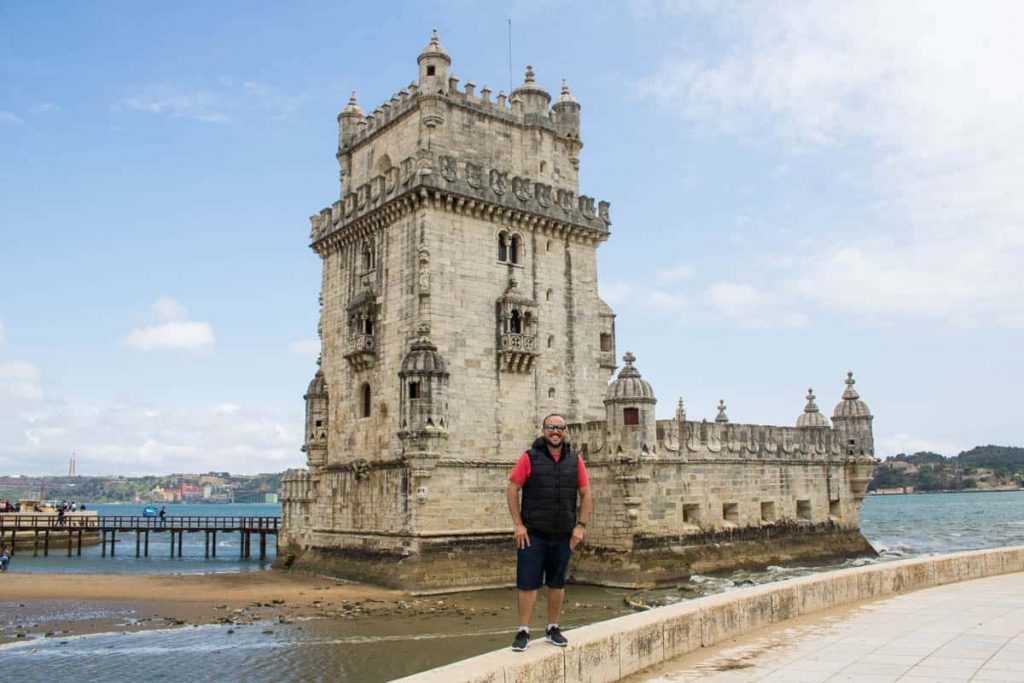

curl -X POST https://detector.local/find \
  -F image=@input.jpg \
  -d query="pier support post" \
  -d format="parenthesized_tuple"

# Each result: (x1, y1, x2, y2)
(136, 530, 141, 557)
(205, 531, 210, 558)
(177, 529, 183, 557)
(170, 531, 175, 557)
(77, 529, 83, 556)
(67, 530, 73, 557)
(101, 530, 106, 557)
(44, 529, 50, 556)
(9, 530, 15, 555)
(110, 530, 116, 556)
(211, 530, 217, 557)
(34, 529, 39, 556)
(144, 530, 149, 557)
(239, 531, 245, 559)
(259, 531, 267, 561)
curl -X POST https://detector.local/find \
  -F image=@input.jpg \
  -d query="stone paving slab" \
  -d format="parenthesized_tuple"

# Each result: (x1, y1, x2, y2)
(632, 572, 1024, 683)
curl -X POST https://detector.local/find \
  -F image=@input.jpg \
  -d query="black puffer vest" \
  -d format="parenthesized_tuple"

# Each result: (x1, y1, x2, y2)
(521, 436, 579, 537)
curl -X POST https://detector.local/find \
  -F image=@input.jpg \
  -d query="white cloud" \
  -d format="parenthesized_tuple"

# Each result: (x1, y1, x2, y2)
(0, 361, 42, 401)
(638, 1, 1024, 328)
(878, 433, 965, 459)
(117, 80, 300, 125)
(655, 265, 695, 284)
(600, 281, 634, 306)
(124, 321, 215, 352)
(153, 296, 189, 321)
(29, 102, 57, 113)
(706, 282, 807, 328)
(0, 393, 303, 476)
(0, 111, 24, 124)
(288, 338, 320, 357)
(0, 319, 6, 344)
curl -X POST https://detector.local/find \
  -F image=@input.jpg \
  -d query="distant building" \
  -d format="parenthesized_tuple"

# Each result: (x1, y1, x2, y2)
(279, 32, 878, 591)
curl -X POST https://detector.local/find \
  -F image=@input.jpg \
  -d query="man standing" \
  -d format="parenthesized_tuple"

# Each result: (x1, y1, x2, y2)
(506, 413, 592, 651)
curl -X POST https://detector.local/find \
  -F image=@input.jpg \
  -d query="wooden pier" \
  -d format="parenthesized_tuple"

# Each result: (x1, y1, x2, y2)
(0, 515, 280, 561)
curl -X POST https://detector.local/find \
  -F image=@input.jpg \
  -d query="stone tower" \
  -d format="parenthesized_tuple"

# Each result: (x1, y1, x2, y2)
(280, 32, 615, 589)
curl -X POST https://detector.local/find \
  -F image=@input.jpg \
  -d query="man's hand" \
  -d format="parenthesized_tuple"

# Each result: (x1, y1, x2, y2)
(570, 524, 585, 550)
(514, 523, 530, 549)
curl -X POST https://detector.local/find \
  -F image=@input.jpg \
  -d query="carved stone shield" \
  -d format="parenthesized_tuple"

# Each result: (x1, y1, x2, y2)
(440, 155, 457, 182)
(489, 169, 508, 195)
(512, 176, 532, 201)
(466, 163, 483, 189)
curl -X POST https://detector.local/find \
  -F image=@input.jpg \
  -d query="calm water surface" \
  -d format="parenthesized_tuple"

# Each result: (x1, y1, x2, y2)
(3, 493, 1023, 682)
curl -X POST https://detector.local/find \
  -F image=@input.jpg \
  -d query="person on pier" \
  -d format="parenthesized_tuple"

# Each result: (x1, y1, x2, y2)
(506, 413, 592, 652)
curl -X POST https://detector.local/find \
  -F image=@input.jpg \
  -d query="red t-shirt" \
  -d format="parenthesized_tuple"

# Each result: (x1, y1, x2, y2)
(509, 450, 590, 488)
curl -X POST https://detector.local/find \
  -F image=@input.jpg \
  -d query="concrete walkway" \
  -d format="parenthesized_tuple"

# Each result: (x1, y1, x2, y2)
(633, 572, 1024, 683)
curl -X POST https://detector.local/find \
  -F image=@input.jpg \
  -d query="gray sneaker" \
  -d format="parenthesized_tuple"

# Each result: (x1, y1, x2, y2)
(512, 629, 530, 651)
(545, 625, 568, 647)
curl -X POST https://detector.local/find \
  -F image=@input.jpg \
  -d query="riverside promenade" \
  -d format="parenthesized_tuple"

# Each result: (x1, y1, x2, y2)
(397, 546, 1024, 683)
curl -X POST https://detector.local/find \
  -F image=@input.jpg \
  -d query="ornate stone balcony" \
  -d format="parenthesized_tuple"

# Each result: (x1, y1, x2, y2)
(344, 333, 376, 371)
(500, 332, 538, 373)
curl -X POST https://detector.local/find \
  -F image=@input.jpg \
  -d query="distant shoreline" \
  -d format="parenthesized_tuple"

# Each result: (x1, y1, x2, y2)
(870, 486, 1022, 496)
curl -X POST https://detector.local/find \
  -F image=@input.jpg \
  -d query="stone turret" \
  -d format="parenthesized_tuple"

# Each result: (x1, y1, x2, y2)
(552, 78, 582, 169)
(605, 352, 657, 453)
(417, 29, 451, 95)
(337, 91, 365, 151)
(301, 363, 329, 468)
(832, 372, 874, 456)
(511, 65, 552, 116)
(398, 324, 450, 482)
(797, 387, 829, 428)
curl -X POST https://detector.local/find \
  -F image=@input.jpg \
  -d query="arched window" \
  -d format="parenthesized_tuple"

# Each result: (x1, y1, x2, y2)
(547, 335, 555, 348)
(360, 383, 372, 417)
(548, 388, 556, 399)
(497, 231, 508, 261)
(408, 381, 421, 399)
(362, 243, 374, 271)
(546, 289, 553, 302)
(509, 309, 522, 334)
(363, 316, 374, 335)
(523, 311, 533, 333)
(600, 333, 612, 352)
(509, 234, 521, 264)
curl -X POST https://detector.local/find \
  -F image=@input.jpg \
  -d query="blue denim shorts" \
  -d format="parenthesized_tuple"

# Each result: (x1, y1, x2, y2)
(516, 530, 572, 590)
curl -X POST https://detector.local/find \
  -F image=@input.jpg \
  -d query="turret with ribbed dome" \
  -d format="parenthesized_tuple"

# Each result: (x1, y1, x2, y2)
(301, 360, 329, 468)
(511, 65, 552, 116)
(417, 29, 451, 94)
(832, 371, 874, 455)
(398, 323, 450, 437)
(604, 352, 657, 454)
(797, 387, 829, 428)
(337, 91, 365, 149)
(552, 78, 582, 168)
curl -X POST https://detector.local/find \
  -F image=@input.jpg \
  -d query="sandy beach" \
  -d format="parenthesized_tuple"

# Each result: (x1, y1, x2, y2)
(0, 570, 417, 642)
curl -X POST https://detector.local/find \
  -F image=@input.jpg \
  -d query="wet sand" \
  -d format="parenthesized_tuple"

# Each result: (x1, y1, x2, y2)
(0, 571, 417, 641)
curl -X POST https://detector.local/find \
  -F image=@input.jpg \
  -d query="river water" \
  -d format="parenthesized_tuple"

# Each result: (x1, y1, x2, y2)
(2, 492, 1023, 682)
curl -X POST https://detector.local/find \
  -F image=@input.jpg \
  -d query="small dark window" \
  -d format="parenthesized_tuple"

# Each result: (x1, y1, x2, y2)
(547, 335, 554, 348)
(363, 317, 374, 335)
(315, 420, 323, 427)
(409, 382, 421, 399)
(546, 289, 553, 302)
(426, 65, 436, 76)
(497, 231, 508, 261)
(600, 333, 612, 352)
(509, 309, 522, 334)
(548, 388, 556, 399)
(623, 407, 639, 425)
(361, 383, 372, 417)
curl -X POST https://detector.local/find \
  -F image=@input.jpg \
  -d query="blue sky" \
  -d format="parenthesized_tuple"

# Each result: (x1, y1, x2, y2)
(1, 1, 1021, 476)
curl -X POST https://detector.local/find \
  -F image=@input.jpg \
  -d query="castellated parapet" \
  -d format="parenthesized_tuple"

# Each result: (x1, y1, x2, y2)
(278, 32, 877, 591)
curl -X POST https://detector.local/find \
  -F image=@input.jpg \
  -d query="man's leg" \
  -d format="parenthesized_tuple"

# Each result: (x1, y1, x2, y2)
(518, 589, 538, 627)
(546, 587, 564, 624)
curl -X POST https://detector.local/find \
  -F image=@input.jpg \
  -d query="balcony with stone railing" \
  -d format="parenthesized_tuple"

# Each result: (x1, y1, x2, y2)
(344, 333, 376, 371)
(500, 332, 539, 373)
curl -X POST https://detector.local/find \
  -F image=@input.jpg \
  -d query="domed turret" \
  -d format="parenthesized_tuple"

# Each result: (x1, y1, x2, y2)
(417, 29, 451, 95)
(511, 65, 552, 116)
(604, 352, 657, 454)
(553, 78, 581, 141)
(302, 363, 329, 468)
(797, 387, 829, 428)
(399, 324, 450, 437)
(831, 372, 874, 456)
(337, 91, 365, 149)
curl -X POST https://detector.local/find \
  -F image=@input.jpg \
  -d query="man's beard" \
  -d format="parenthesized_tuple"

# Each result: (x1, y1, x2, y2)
(544, 436, 563, 449)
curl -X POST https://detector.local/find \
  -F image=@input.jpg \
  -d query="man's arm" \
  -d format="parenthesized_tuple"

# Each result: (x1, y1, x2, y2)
(507, 481, 530, 549)
(571, 485, 592, 550)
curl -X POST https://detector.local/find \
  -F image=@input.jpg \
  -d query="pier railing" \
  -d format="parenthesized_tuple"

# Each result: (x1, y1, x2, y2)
(0, 515, 281, 560)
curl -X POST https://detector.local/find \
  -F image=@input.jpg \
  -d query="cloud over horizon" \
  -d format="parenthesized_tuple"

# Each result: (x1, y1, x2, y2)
(123, 298, 215, 352)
